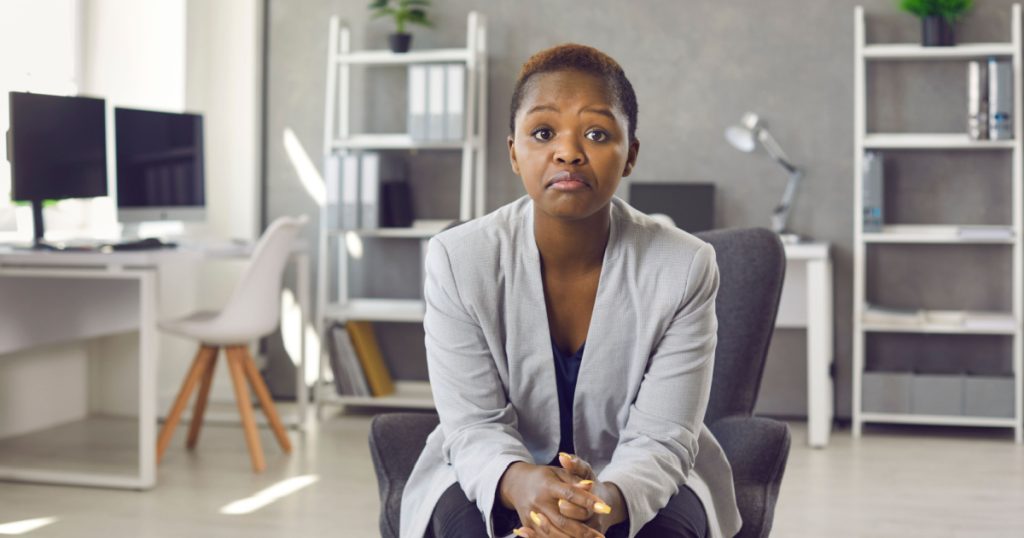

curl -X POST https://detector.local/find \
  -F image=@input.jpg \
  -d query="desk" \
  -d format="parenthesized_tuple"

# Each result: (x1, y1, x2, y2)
(778, 242, 834, 448)
(0, 244, 310, 489)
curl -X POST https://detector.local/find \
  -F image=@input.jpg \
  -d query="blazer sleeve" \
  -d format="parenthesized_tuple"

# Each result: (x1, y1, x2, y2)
(422, 236, 535, 537)
(596, 242, 720, 538)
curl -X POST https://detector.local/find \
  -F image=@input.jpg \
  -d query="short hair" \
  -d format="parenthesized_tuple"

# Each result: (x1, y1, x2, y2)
(509, 43, 638, 143)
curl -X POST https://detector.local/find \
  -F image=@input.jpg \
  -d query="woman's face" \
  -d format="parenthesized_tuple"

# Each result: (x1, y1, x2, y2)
(508, 69, 639, 222)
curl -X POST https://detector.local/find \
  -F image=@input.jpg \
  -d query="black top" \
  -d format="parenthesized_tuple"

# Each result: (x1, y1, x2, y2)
(548, 335, 585, 466)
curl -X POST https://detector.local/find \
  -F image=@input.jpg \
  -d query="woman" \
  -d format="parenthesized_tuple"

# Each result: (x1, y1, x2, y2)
(399, 44, 741, 538)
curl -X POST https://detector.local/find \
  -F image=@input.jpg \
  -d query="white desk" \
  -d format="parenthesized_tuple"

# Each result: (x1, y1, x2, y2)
(778, 242, 834, 448)
(0, 243, 310, 489)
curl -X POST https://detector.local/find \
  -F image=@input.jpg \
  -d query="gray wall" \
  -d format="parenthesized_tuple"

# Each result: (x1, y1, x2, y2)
(264, 0, 1021, 419)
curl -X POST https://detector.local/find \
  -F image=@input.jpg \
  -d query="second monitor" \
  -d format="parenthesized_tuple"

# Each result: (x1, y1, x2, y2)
(115, 107, 205, 223)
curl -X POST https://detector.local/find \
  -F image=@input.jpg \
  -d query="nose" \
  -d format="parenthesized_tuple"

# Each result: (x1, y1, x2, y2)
(553, 135, 586, 166)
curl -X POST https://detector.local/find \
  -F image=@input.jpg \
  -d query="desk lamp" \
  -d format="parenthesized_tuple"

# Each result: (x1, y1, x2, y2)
(725, 112, 803, 243)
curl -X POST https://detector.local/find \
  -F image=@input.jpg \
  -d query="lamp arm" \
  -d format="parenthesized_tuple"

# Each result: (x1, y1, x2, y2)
(757, 129, 799, 175)
(770, 168, 803, 234)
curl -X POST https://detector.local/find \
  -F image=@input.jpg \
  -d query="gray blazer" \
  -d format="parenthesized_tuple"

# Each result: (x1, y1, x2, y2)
(400, 195, 742, 538)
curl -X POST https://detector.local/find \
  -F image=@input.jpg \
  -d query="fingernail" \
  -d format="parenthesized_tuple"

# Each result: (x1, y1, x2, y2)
(513, 528, 527, 537)
(594, 501, 612, 514)
(530, 510, 542, 526)
(578, 479, 594, 486)
(559, 451, 575, 461)
(557, 499, 567, 509)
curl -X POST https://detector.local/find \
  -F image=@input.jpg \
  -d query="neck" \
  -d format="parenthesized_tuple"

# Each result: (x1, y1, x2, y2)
(533, 202, 611, 274)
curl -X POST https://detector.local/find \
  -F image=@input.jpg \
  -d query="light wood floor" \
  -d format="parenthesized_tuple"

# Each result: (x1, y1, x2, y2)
(1, 407, 1023, 537)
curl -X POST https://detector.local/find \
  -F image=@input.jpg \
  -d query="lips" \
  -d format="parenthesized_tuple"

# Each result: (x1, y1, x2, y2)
(545, 170, 591, 189)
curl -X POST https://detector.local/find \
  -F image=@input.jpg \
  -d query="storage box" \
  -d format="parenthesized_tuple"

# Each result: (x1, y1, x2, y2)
(910, 374, 964, 416)
(862, 371, 912, 414)
(964, 375, 1015, 418)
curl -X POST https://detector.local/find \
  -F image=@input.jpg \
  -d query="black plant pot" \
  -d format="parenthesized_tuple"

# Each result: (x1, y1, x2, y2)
(388, 33, 412, 53)
(921, 15, 955, 47)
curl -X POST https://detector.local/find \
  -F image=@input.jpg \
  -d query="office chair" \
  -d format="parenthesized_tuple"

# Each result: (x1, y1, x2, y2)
(368, 227, 790, 538)
(156, 215, 308, 473)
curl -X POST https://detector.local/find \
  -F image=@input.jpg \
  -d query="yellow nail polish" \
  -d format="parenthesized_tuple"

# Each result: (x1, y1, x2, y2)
(513, 528, 527, 537)
(594, 501, 612, 514)
(530, 510, 542, 526)
(578, 479, 594, 486)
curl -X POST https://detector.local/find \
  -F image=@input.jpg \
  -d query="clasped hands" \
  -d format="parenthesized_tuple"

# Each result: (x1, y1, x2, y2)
(498, 452, 623, 538)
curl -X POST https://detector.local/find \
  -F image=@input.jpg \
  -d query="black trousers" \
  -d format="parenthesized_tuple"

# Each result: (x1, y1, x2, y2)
(426, 480, 709, 538)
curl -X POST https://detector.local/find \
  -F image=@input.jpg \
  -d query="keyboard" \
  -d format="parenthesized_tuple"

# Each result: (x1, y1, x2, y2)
(106, 238, 178, 251)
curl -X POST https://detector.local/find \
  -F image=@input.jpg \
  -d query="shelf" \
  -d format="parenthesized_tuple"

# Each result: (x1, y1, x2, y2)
(860, 412, 1018, 428)
(324, 298, 425, 323)
(862, 42, 1016, 60)
(321, 380, 435, 409)
(863, 225, 1015, 244)
(863, 133, 1017, 149)
(330, 134, 470, 150)
(863, 307, 1018, 335)
(328, 219, 455, 239)
(335, 48, 472, 65)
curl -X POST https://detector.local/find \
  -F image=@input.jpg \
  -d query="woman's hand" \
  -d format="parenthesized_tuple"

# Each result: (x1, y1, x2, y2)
(498, 461, 609, 538)
(551, 453, 626, 535)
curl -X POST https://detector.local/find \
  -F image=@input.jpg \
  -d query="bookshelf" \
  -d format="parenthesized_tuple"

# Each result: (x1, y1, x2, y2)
(315, 12, 487, 414)
(853, 5, 1024, 442)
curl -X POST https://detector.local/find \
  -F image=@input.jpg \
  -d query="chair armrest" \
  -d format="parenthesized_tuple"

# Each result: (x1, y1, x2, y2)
(368, 412, 440, 538)
(708, 415, 791, 487)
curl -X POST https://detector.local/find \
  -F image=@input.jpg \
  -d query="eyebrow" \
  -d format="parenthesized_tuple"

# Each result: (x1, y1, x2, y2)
(525, 104, 616, 121)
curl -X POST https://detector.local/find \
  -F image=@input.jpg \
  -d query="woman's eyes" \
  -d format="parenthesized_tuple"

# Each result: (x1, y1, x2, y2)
(529, 127, 610, 142)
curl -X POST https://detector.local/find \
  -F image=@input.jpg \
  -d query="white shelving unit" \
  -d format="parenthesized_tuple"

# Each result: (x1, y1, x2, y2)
(853, 5, 1024, 442)
(315, 12, 487, 414)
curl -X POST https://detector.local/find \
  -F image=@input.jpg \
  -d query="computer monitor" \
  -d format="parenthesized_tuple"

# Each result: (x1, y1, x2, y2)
(628, 182, 716, 233)
(114, 107, 205, 223)
(7, 91, 108, 247)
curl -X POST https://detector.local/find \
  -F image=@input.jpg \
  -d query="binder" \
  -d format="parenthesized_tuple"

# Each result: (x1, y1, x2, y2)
(340, 153, 360, 230)
(324, 154, 341, 228)
(381, 180, 413, 227)
(346, 321, 395, 397)
(967, 60, 989, 140)
(989, 58, 1013, 140)
(427, 64, 447, 141)
(360, 152, 380, 229)
(862, 151, 884, 232)
(327, 323, 371, 396)
(445, 64, 465, 141)
(408, 65, 428, 140)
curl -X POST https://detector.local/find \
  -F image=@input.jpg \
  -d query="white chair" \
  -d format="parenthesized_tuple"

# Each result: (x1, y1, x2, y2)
(156, 215, 308, 472)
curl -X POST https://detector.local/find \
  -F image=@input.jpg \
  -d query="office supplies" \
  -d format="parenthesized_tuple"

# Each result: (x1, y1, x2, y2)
(360, 152, 380, 229)
(427, 64, 446, 140)
(967, 60, 989, 140)
(408, 65, 428, 140)
(446, 63, 465, 140)
(115, 107, 205, 223)
(989, 58, 1013, 140)
(7, 92, 108, 248)
(862, 151, 884, 232)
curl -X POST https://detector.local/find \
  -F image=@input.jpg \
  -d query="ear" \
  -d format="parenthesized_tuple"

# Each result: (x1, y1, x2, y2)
(508, 135, 521, 176)
(622, 138, 640, 177)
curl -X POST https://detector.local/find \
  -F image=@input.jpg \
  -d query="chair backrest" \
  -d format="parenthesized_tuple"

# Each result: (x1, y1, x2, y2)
(217, 215, 309, 337)
(695, 228, 786, 424)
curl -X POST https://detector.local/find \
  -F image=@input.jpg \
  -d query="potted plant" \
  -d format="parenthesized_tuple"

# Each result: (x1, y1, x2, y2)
(369, 0, 432, 53)
(898, 0, 974, 46)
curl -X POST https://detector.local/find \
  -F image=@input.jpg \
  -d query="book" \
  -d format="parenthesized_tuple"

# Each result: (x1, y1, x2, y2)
(957, 225, 1014, 240)
(327, 323, 371, 396)
(445, 63, 465, 141)
(862, 151, 884, 232)
(381, 180, 413, 227)
(359, 152, 380, 229)
(408, 65, 428, 140)
(863, 305, 925, 326)
(427, 64, 447, 141)
(346, 321, 395, 396)
(341, 153, 360, 230)
(967, 60, 989, 140)
(988, 58, 1013, 140)
(963, 311, 1017, 331)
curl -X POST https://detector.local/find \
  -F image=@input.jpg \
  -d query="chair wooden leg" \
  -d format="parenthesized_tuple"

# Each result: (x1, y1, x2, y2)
(186, 348, 219, 450)
(226, 345, 266, 473)
(157, 345, 217, 464)
(239, 347, 293, 454)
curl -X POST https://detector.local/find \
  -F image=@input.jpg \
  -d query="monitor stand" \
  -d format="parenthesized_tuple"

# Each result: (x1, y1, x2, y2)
(30, 200, 57, 250)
